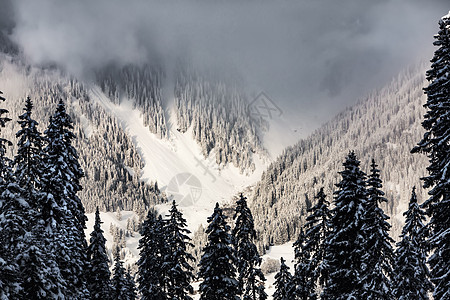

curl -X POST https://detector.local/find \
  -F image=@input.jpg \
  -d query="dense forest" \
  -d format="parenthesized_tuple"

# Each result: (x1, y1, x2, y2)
(249, 63, 430, 250)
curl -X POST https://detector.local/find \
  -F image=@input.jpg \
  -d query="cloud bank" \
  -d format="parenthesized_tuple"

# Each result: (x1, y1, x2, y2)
(5, 0, 449, 134)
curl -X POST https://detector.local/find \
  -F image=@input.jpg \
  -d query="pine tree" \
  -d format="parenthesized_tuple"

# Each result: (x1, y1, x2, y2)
(359, 159, 394, 299)
(393, 187, 433, 300)
(322, 151, 367, 300)
(297, 187, 331, 299)
(411, 12, 450, 300)
(41, 100, 89, 298)
(272, 257, 295, 300)
(87, 207, 113, 300)
(112, 253, 128, 300)
(137, 210, 167, 300)
(164, 200, 195, 299)
(198, 203, 239, 300)
(292, 229, 311, 300)
(232, 193, 266, 300)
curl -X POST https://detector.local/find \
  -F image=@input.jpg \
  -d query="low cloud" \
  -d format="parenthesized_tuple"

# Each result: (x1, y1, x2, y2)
(6, 0, 449, 134)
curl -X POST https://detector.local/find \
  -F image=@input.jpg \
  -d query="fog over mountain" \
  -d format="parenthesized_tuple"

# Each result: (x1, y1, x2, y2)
(3, 0, 448, 140)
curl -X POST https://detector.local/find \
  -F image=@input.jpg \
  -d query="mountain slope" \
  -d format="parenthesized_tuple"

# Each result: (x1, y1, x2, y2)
(89, 84, 267, 230)
(249, 63, 429, 251)
(0, 56, 166, 214)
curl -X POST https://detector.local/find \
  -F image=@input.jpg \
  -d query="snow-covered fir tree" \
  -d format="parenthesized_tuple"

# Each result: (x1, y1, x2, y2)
(137, 210, 167, 300)
(297, 187, 331, 299)
(322, 151, 367, 300)
(198, 203, 239, 300)
(393, 187, 433, 300)
(360, 159, 394, 299)
(87, 207, 113, 300)
(124, 269, 137, 300)
(164, 200, 195, 300)
(41, 100, 89, 298)
(13, 97, 65, 299)
(411, 11, 450, 300)
(232, 193, 266, 300)
(0, 90, 23, 298)
(14, 97, 44, 208)
(292, 229, 311, 300)
(272, 257, 295, 300)
(112, 253, 128, 300)
(18, 231, 65, 299)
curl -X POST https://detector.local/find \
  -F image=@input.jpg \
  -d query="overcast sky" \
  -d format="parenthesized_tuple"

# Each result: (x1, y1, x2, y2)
(3, 0, 449, 138)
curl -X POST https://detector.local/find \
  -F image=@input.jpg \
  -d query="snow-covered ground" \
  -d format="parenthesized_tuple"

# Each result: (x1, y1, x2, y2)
(262, 242, 295, 297)
(85, 211, 295, 299)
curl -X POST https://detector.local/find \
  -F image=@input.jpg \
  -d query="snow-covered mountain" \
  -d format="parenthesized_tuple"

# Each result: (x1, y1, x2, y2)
(249, 63, 430, 251)
(0, 35, 435, 298)
(0, 53, 270, 230)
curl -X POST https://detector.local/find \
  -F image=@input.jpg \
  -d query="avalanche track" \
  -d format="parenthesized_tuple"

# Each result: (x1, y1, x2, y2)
(89, 86, 266, 230)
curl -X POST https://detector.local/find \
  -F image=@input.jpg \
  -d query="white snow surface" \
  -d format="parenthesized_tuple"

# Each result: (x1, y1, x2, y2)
(262, 242, 295, 298)
(89, 86, 267, 231)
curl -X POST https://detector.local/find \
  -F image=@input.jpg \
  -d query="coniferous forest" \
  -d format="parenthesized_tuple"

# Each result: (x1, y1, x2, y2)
(0, 7, 449, 300)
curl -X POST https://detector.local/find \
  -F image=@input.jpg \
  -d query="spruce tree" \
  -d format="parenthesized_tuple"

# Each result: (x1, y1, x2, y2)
(393, 187, 432, 300)
(322, 151, 367, 300)
(164, 200, 195, 299)
(360, 159, 394, 299)
(112, 253, 128, 300)
(411, 11, 450, 300)
(137, 210, 167, 300)
(198, 203, 239, 300)
(232, 193, 266, 300)
(41, 100, 89, 298)
(272, 257, 295, 300)
(87, 207, 113, 300)
(297, 187, 331, 299)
